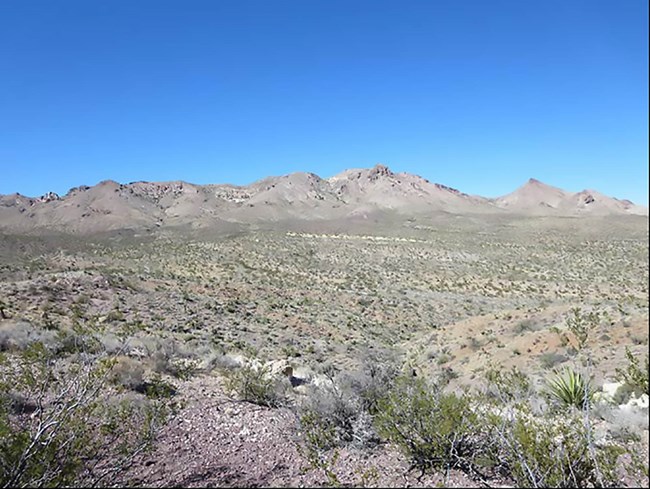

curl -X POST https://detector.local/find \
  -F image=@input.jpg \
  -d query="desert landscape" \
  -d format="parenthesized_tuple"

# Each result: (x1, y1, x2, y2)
(0, 165, 648, 487)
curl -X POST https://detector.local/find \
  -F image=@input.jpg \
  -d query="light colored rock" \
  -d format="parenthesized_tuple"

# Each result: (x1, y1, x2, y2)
(311, 374, 335, 390)
(225, 354, 294, 380)
(266, 359, 293, 378)
(621, 393, 649, 411)
(602, 381, 623, 399)
(593, 381, 624, 404)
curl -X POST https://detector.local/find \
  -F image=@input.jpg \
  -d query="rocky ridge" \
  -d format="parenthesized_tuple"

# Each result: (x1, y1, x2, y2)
(1, 165, 646, 233)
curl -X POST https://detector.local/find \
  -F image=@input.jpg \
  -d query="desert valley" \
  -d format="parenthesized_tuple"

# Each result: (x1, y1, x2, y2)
(0, 164, 648, 487)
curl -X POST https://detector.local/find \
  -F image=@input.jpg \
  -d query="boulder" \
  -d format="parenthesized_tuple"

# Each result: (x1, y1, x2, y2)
(266, 359, 293, 378)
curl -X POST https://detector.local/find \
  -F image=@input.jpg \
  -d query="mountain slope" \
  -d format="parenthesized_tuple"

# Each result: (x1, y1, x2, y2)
(0, 165, 646, 233)
(494, 178, 647, 216)
(495, 178, 569, 213)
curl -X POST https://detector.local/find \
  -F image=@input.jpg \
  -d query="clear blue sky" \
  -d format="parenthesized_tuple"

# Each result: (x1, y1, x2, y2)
(1, 0, 648, 204)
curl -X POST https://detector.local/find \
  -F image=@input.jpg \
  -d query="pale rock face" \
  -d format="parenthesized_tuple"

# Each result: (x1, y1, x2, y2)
(224, 355, 293, 380)
(310, 374, 335, 390)
(595, 381, 649, 413)
(600, 381, 624, 401)
(224, 353, 248, 368)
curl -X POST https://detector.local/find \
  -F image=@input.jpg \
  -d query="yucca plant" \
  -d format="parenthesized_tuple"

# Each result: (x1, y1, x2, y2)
(546, 367, 593, 409)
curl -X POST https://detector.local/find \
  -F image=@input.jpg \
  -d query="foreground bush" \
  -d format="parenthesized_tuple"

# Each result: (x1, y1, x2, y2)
(374, 375, 495, 480)
(294, 359, 634, 487)
(495, 411, 623, 488)
(0, 342, 171, 487)
(482, 367, 623, 487)
(343, 349, 400, 415)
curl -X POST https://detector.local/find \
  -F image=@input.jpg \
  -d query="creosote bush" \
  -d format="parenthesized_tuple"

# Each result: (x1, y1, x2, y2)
(298, 408, 343, 487)
(484, 366, 532, 404)
(295, 356, 634, 488)
(373, 375, 494, 479)
(299, 374, 376, 450)
(343, 349, 400, 415)
(109, 355, 146, 392)
(224, 363, 289, 408)
(494, 409, 623, 488)
(565, 307, 600, 351)
(481, 365, 622, 488)
(0, 342, 172, 488)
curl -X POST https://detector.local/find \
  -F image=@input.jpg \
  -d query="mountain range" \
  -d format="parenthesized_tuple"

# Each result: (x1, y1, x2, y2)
(1, 164, 646, 233)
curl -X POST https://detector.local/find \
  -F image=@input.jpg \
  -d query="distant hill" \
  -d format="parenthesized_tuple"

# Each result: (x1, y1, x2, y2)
(494, 178, 646, 216)
(0, 165, 646, 233)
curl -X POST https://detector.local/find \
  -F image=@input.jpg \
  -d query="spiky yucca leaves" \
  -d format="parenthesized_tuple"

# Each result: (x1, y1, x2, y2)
(546, 368, 593, 409)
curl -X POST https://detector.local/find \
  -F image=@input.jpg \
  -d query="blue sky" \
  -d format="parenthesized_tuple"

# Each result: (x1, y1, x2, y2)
(1, 0, 648, 204)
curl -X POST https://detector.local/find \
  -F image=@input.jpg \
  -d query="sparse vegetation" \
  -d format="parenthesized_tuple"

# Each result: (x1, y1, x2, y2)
(0, 215, 647, 487)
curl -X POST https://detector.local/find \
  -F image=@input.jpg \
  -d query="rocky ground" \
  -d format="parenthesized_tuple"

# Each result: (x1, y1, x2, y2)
(120, 375, 495, 488)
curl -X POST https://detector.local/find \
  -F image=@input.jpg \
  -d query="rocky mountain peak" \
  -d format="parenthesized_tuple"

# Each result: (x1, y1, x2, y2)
(368, 164, 394, 181)
(37, 192, 60, 203)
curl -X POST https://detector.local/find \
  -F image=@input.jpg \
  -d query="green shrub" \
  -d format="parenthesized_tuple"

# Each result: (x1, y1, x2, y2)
(495, 411, 622, 487)
(514, 318, 539, 334)
(374, 375, 494, 478)
(565, 308, 599, 351)
(142, 336, 197, 379)
(106, 309, 125, 322)
(144, 373, 177, 400)
(224, 363, 288, 407)
(298, 409, 342, 486)
(539, 352, 568, 370)
(109, 356, 146, 392)
(0, 343, 170, 487)
(615, 347, 649, 396)
(343, 349, 400, 415)
(296, 358, 389, 486)
(482, 365, 624, 487)
(55, 324, 102, 355)
(484, 366, 532, 404)
(300, 374, 376, 449)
